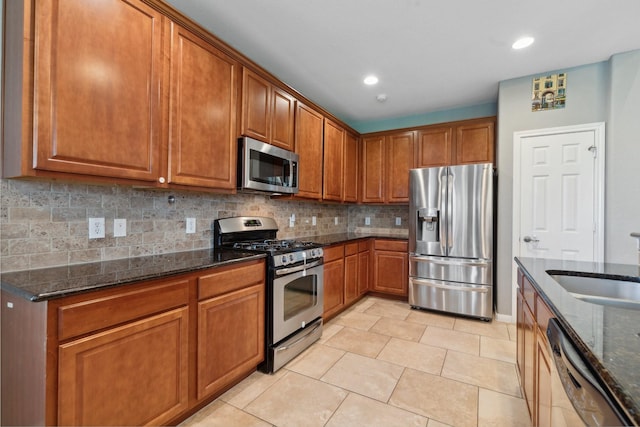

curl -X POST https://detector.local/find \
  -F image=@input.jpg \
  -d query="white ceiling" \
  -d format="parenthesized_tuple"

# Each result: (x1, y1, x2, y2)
(165, 0, 640, 128)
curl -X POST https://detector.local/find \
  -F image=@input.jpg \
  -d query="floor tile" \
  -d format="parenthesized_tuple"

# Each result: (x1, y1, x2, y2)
(179, 400, 271, 427)
(219, 369, 286, 409)
(326, 393, 428, 427)
(427, 420, 453, 427)
(507, 323, 518, 341)
(406, 309, 456, 329)
(321, 352, 404, 402)
(333, 310, 381, 330)
(420, 325, 480, 355)
(364, 301, 411, 320)
(480, 335, 517, 363)
(390, 368, 478, 427)
(370, 317, 427, 341)
(442, 351, 522, 397)
(454, 318, 510, 340)
(377, 337, 446, 375)
(318, 322, 344, 344)
(478, 388, 531, 427)
(349, 297, 378, 312)
(324, 326, 390, 357)
(244, 371, 347, 427)
(285, 343, 345, 379)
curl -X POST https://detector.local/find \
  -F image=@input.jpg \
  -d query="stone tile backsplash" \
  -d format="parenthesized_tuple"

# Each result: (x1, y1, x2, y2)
(0, 179, 409, 272)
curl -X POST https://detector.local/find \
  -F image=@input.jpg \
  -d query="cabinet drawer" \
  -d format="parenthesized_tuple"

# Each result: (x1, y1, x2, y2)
(374, 239, 408, 252)
(198, 259, 265, 300)
(323, 244, 345, 262)
(358, 239, 371, 252)
(345, 242, 358, 256)
(58, 279, 189, 341)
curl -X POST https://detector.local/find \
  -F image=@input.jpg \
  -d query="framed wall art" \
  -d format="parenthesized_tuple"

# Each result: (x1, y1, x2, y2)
(531, 73, 566, 111)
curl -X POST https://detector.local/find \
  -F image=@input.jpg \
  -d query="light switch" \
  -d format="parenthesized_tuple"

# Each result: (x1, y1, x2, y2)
(395, 217, 402, 226)
(186, 218, 196, 234)
(114, 219, 126, 237)
(365, 217, 371, 226)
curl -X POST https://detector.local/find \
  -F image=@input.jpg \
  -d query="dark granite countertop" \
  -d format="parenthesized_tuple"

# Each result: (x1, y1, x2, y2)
(515, 256, 640, 426)
(299, 232, 408, 246)
(1, 249, 266, 302)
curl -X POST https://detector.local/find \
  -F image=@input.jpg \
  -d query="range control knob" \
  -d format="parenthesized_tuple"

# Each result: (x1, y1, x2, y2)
(281, 255, 288, 265)
(288, 253, 295, 262)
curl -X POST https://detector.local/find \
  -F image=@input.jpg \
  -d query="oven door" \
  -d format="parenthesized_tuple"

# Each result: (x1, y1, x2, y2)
(272, 262, 324, 344)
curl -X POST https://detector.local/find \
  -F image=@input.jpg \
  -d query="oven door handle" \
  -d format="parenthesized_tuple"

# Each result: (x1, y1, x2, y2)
(274, 259, 323, 276)
(276, 321, 322, 351)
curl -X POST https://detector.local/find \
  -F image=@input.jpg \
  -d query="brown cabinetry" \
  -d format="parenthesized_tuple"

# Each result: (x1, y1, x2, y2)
(516, 268, 556, 427)
(241, 68, 295, 150)
(4, 0, 164, 182)
(323, 244, 345, 319)
(343, 132, 359, 202)
(358, 240, 372, 296)
(323, 119, 346, 201)
(373, 240, 409, 296)
(344, 243, 359, 305)
(295, 102, 324, 199)
(361, 132, 415, 204)
(196, 260, 265, 400)
(1, 258, 265, 426)
(168, 22, 239, 189)
(416, 118, 495, 168)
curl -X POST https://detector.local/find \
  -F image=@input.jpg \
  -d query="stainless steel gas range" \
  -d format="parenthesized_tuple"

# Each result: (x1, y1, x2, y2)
(213, 217, 324, 373)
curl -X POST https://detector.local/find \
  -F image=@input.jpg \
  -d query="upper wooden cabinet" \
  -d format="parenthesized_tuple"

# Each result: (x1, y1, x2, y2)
(241, 68, 296, 151)
(323, 119, 346, 201)
(294, 102, 324, 200)
(3, 0, 164, 182)
(343, 132, 359, 203)
(360, 131, 415, 204)
(416, 118, 495, 167)
(168, 22, 239, 190)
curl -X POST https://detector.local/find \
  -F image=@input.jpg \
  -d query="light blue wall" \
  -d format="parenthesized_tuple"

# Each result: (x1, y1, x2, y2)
(495, 50, 640, 317)
(347, 102, 497, 134)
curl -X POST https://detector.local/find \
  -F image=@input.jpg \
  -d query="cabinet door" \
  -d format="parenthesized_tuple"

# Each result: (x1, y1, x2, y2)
(295, 103, 324, 199)
(536, 327, 552, 427)
(344, 244, 359, 304)
(33, 0, 163, 181)
(455, 120, 495, 164)
(416, 126, 453, 167)
(58, 307, 189, 426)
(323, 258, 345, 319)
(385, 131, 415, 203)
(241, 68, 271, 142)
(343, 132, 359, 202)
(361, 136, 385, 203)
(373, 250, 408, 296)
(358, 245, 371, 296)
(323, 119, 345, 201)
(168, 23, 238, 189)
(271, 87, 296, 151)
(523, 300, 536, 422)
(197, 283, 265, 400)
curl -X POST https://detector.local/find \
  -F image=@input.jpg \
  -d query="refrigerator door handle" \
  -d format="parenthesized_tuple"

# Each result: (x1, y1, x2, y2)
(410, 255, 490, 267)
(411, 278, 489, 293)
(439, 168, 448, 254)
(446, 167, 454, 253)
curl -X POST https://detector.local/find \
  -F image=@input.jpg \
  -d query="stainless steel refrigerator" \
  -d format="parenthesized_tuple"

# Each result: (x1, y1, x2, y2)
(409, 163, 494, 320)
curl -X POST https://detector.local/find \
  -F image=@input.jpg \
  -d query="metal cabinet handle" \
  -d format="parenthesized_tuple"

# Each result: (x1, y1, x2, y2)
(523, 235, 539, 243)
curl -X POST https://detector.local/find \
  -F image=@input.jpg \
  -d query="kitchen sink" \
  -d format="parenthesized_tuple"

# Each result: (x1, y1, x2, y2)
(547, 272, 640, 310)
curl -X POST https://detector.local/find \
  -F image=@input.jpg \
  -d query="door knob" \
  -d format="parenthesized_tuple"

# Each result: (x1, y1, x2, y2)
(523, 235, 539, 243)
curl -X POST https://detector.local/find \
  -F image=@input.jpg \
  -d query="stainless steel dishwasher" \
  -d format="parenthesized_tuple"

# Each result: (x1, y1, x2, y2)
(546, 318, 632, 426)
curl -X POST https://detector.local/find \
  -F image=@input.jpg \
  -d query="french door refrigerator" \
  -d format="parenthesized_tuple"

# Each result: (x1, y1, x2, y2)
(409, 163, 494, 320)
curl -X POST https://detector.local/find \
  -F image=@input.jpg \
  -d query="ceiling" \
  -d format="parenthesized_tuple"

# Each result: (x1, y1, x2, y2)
(165, 0, 640, 129)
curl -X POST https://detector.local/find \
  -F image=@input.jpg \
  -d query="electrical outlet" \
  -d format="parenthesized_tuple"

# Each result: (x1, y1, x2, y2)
(186, 218, 196, 234)
(89, 218, 105, 239)
(395, 217, 402, 226)
(312, 216, 317, 226)
(113, 219, 127, 237)
(334, 217, 339, 225)
(365, 217, 371, 226)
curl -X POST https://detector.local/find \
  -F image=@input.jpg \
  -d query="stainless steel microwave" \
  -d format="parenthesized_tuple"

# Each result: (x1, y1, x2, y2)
(237, 137, 299, 194)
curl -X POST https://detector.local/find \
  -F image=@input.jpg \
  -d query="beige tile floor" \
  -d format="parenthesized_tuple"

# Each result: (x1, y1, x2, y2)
(180, 296, 531, 427)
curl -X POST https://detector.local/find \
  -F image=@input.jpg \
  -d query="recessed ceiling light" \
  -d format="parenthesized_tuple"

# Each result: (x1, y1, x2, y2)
(512, 36, 535, 50)
(364, 75, 379, 85)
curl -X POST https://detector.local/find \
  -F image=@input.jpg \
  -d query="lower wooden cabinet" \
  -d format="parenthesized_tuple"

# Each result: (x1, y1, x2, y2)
(344, 243, 359, 305)
(323, 244, 345, 319)
(1, 258, 265, 426)
(357, 240, 371, 296)
(373, 240, 409, 296)
(58, 307, 189, 426)
(516, 267, 555, 427)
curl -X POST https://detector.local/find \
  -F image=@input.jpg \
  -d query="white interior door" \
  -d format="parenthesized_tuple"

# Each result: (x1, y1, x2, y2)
(519, 128, 602, 261)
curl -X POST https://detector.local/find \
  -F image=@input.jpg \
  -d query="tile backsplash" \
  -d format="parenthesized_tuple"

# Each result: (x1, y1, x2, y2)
(0, 179, 408, 272)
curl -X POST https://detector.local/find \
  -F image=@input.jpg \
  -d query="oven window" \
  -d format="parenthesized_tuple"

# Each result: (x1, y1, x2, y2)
(249, 150, 296, 187)
(283, 274, 317, 321)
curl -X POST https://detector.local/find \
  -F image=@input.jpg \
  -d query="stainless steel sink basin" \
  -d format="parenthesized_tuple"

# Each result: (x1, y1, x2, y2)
(547, 272, 640, 310)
